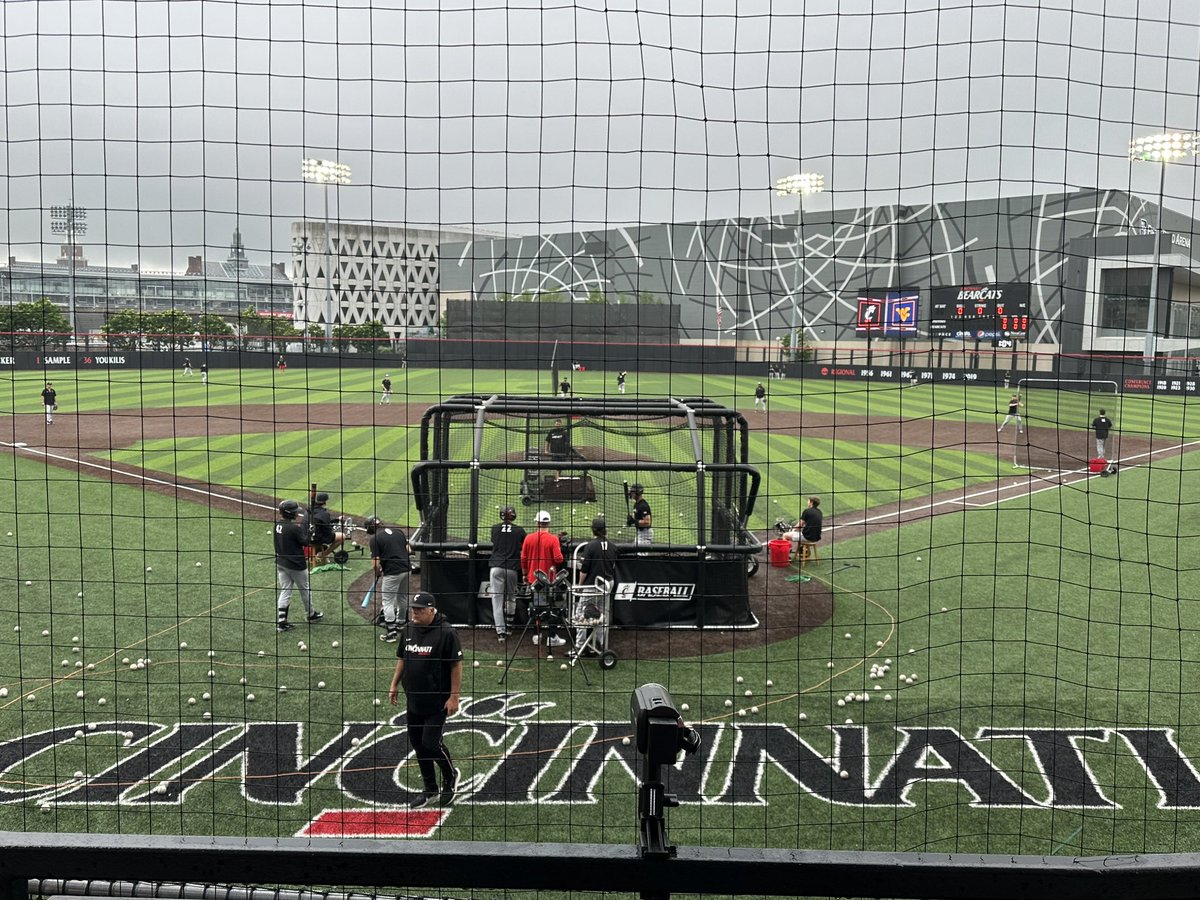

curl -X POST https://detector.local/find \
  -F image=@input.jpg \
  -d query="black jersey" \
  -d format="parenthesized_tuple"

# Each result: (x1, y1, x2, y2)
(633, 498, 652, 530)
(755, 384, 766, 399)
(1093, 415, 1112, 439)
(370, 526, 412, 575)
(489, 521, 527, 570)
(274, 519, 309, 570)
(800, 506, 823, 542)
(399, 612, 463, 712)
(310, 506, 336, 544)
(41, 387, 56, 407)
(382, 378, 392, 391)
(579, 537, 618, 585)
(545, 427, 569, 457)
(1008, 399, 1020, 414)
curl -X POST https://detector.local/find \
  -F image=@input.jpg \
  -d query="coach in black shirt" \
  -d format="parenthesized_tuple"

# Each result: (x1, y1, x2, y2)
(388, 592, 463, 808)
(274, 500, 322, 631)
(577, 516, 618, 651)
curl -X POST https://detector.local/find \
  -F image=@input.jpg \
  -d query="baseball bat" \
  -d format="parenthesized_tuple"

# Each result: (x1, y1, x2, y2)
(360, 576, 379, 609)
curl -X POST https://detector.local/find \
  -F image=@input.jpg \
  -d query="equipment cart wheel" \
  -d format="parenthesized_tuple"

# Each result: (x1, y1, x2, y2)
(600, 650, 618, 670)
(746, 557, 760, 577)
(521, 495, 534, 505)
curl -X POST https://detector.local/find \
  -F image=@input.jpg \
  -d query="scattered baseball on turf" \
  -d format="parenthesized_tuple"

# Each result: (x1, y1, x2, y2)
(24, 581, 31, 586)
(472, 661, 480, 668)
(798, 712, 807, 721)
(723, 699, 733, 708)
(885, 659, 892, 664)
(207, 650, 216, 658)
(680, 703, 689, 712)
(72, 636, 78, 643)
(195, 562, 202, 567)
(97, 698, 106, 706)
(940, 606, 948, 612)
(246, 694, 256, 702)
(207, 670, 215, 678)
(187, 697, 196, 705)
(74, 661, 82, 668)
(61, 659, 69, 667)
(87, 723, 96, 731)
(317, 681, 326, 689)
(621, 736, 631, 746)
(884, 694, 892, 701)
(845, 719, 853, 725)
(910, 674, 918, 681)
(202, 712, 212, 720)
(257, 650, 266, 657)
(916, 557, 922, 561)
(874, 685, 881, 691)
(41, 629, 50, 637)
(122, 657, 130, 665)
(76, 690, 84, 699)
(27, 694, 35, 702)
(735, 676, 744, 684)
(331, 641, 340, 648)
(135, 661, 144, 670)
(154, 784, 168, 795)
(129, 664, 137, 671)
(279, 686, 287, 693)
(908, 648, 915, 654)
(228, 531, 235, 536)
(373, 698, 381, 706)
(875, 640, 883, 648)
(239, 677, 247, 685)
(837, 699, 845, 707)
(202, 692, 211, 701)
(737, 709, 746, 717)
(74, 730, 84, 739)
(827, 662, 834, 668)
(179, 642, 188, 649)
(750, 706, 759, 714)
(744, 689, 753, 697)
(72, 647, 80, 654)
(766, 680, 774, 688)
(73, 770, 84, 778)
(839, 770, 849, 780)
(844, 632, 852, 639)
(146, 567, 153, 572)
(6, 532, 11, 536)
(76, 591, 83, 598)
(560, 663, 568, 670)
(495, 660, 503, 667)
(40, 804, 51, 813)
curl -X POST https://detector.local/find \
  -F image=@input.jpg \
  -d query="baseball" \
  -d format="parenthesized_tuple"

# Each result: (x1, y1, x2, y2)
(187, 697, 196, 705)
(179, 642, 188, 649)
(876, 640, 884, 648)
(472, 661, 480, 668)
(87, 723, 96, 730)
(837, 699, 845, 707)
(257, 650, 266, 657)
(845, 719, 853, 725)
(735, 675, 744, 684)
(202, 692, 211, 700)
(916, 556, 922, 561)
(750, 706, 759, 714)
(129, 664, 137, 671)
(74, 661, 82, 668)
(884, 694, 893, 701)
(228, 531, 235, 535)
(207, 650, 216, 657)
(76, 690, 84, 699)
(844, 632, 852, 639)
(122, 657, 130, 664)
(27, 695, 35, 702)
(73, 770, 84, 778)
(154, 784, 168, 795)
(146, 567, 153, 572)
(621, 736, 631, 746)
(798, 712, 807, 721)
(766, 680, 774, 688)
(42, 629, 50, 637)
(317, 681, 326, 689)
(24, 581, 31, 586)
(207, 670, 215, 678)
(279, 685, 287, 693)
(827, 661, 834, 668)
(737, 708, 746, 717)
(941, 606, 948, 612)
(560, 663, 568, 670)
(61, 659, 69, 667)
(723, 699, 733, 708)
(373, 698, 381, 706)
(202, 711, 212, 720)
(331, 641, 340, 648)
(680, 703, 689, 712)
(885, 659, 892, 664)
(77, 592, 83, 598)
(41, 804, 52, 813)
(246, 693, 256, 702)
(97, 698, 106, 706)
(495, 660, 503, 667)
(195, 562, 202, 567)
(239, 678, 247, 685)
(136, 661, 144, 669)
(744, 689, 753, 697)
(839, 770, 849, 780)
(72, 636, 78, 643)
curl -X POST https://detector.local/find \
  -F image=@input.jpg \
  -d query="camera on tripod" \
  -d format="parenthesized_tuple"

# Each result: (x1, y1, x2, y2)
(629, 683, 702, 859)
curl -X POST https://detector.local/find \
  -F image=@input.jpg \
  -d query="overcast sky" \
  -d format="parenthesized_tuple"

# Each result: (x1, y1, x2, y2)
(2, 0, 1199, 270)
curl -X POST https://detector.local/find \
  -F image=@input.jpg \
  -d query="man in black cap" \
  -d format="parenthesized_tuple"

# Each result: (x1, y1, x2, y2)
(577, 516, 618, 652)
(388, 592, 462, 808)
(309, 492, 345, 567)
(274, 500, 322, 632)
(627, 483, 653, 546)
(488, 505, 526, 641)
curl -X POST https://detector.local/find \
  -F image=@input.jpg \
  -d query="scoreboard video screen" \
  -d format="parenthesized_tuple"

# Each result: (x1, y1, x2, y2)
(929, 283, 1031, 340)
(855, 290, 919, 338)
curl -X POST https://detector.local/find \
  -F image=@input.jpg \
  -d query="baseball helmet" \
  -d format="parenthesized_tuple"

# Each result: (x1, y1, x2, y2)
(364, 516, 383, 534)
(591, 516, 607, 535)
(501, 505, 517, 522)
(630, 482, 644, 494)
(278, 500, 300, 519)
(314, 492, 329, 505)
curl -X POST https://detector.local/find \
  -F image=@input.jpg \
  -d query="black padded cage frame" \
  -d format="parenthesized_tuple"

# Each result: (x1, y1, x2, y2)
(411, 395, 762, 557)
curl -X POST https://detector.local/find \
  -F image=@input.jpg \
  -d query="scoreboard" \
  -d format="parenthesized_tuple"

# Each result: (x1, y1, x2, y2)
(855, 289, 919, 338)
(929, 283, 1031, 340)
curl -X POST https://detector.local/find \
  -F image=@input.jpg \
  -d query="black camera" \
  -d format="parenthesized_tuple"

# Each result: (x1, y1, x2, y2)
(630, 683, 702, 767)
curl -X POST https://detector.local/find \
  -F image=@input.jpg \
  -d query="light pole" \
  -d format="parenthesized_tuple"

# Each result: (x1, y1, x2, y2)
(49, 201, 87, 344)
(774, 172, 825, 362)
(301, 158, 351, 349)
(1128, 132, 1199, 375)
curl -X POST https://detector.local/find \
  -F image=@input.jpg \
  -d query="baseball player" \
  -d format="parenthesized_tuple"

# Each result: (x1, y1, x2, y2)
(41, 382, 57, 425)
(309, 492, 345, 566)
(559, 376, 572, 398)
(1093, 408, 1114, 459)
(628, 483, 653, 546)
(754, 382, 767, 411)
(617, 370, 627, 393)
(576, 516, 618, 652)
(488, 505, 526, 641)
(181, 358, 194, 377)
(998, 393, 1024, 434)
(388, 592, 462, 808)
(380, 374, 392, 405)
(274, 500, 323, 632)
(366, 516, 413, 642)
(200, 362, 208, 384)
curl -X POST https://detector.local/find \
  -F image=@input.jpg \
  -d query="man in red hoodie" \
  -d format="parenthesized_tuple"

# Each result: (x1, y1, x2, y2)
(521, 509, 565, 647)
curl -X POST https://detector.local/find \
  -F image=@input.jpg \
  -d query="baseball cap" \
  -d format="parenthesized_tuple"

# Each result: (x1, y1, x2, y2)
(630, 483, 644, 493)
(314, 492, 329, 504)
(410, 592, 436, 609)
(536, 510, 551, 523)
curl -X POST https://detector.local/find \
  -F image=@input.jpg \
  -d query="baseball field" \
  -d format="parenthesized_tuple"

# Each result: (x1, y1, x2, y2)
(1, 363, 1199, 856)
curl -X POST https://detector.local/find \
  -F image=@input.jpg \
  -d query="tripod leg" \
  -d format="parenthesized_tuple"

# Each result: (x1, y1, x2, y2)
(496, 616, 538, 684)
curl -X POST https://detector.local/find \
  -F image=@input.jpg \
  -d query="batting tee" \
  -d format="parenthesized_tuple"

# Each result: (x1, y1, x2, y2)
(410, 395, 762, 629)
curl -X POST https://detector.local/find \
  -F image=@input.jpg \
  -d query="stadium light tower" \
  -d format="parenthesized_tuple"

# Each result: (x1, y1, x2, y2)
(49, 200, 87, 342)
(1129, 132, 1199, 375)
(774, 173, 825, 360)
(301, 158, 351, 348)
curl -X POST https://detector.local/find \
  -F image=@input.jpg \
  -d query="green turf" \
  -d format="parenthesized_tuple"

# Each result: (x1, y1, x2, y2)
(3, 368, 1200, 856)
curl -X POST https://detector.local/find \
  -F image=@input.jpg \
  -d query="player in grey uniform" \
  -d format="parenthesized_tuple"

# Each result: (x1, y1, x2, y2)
(488, 506, 527, 640)
(367, 516, 413, 643)
(274, 500, 322, 632)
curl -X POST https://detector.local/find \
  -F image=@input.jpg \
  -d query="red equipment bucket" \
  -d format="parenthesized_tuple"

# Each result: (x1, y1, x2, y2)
(1088, 458, 1107, 474)
(768, 538, 792, 567)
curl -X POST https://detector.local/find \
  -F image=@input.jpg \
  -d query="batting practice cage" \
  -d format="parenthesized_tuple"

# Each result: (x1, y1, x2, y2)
(9, 2, 1200, 899)
(411, 395, 761, 629)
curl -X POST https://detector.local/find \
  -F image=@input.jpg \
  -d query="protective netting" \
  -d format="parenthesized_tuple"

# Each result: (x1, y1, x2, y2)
(3, 2, 1200, 893)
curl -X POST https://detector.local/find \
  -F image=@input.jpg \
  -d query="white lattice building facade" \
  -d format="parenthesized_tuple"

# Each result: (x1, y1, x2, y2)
(290, 221, 481, 339)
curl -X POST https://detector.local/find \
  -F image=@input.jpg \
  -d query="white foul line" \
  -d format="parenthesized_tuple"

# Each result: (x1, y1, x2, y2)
(827, 439, 1200, 533)
(0, 441, 277, 512)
